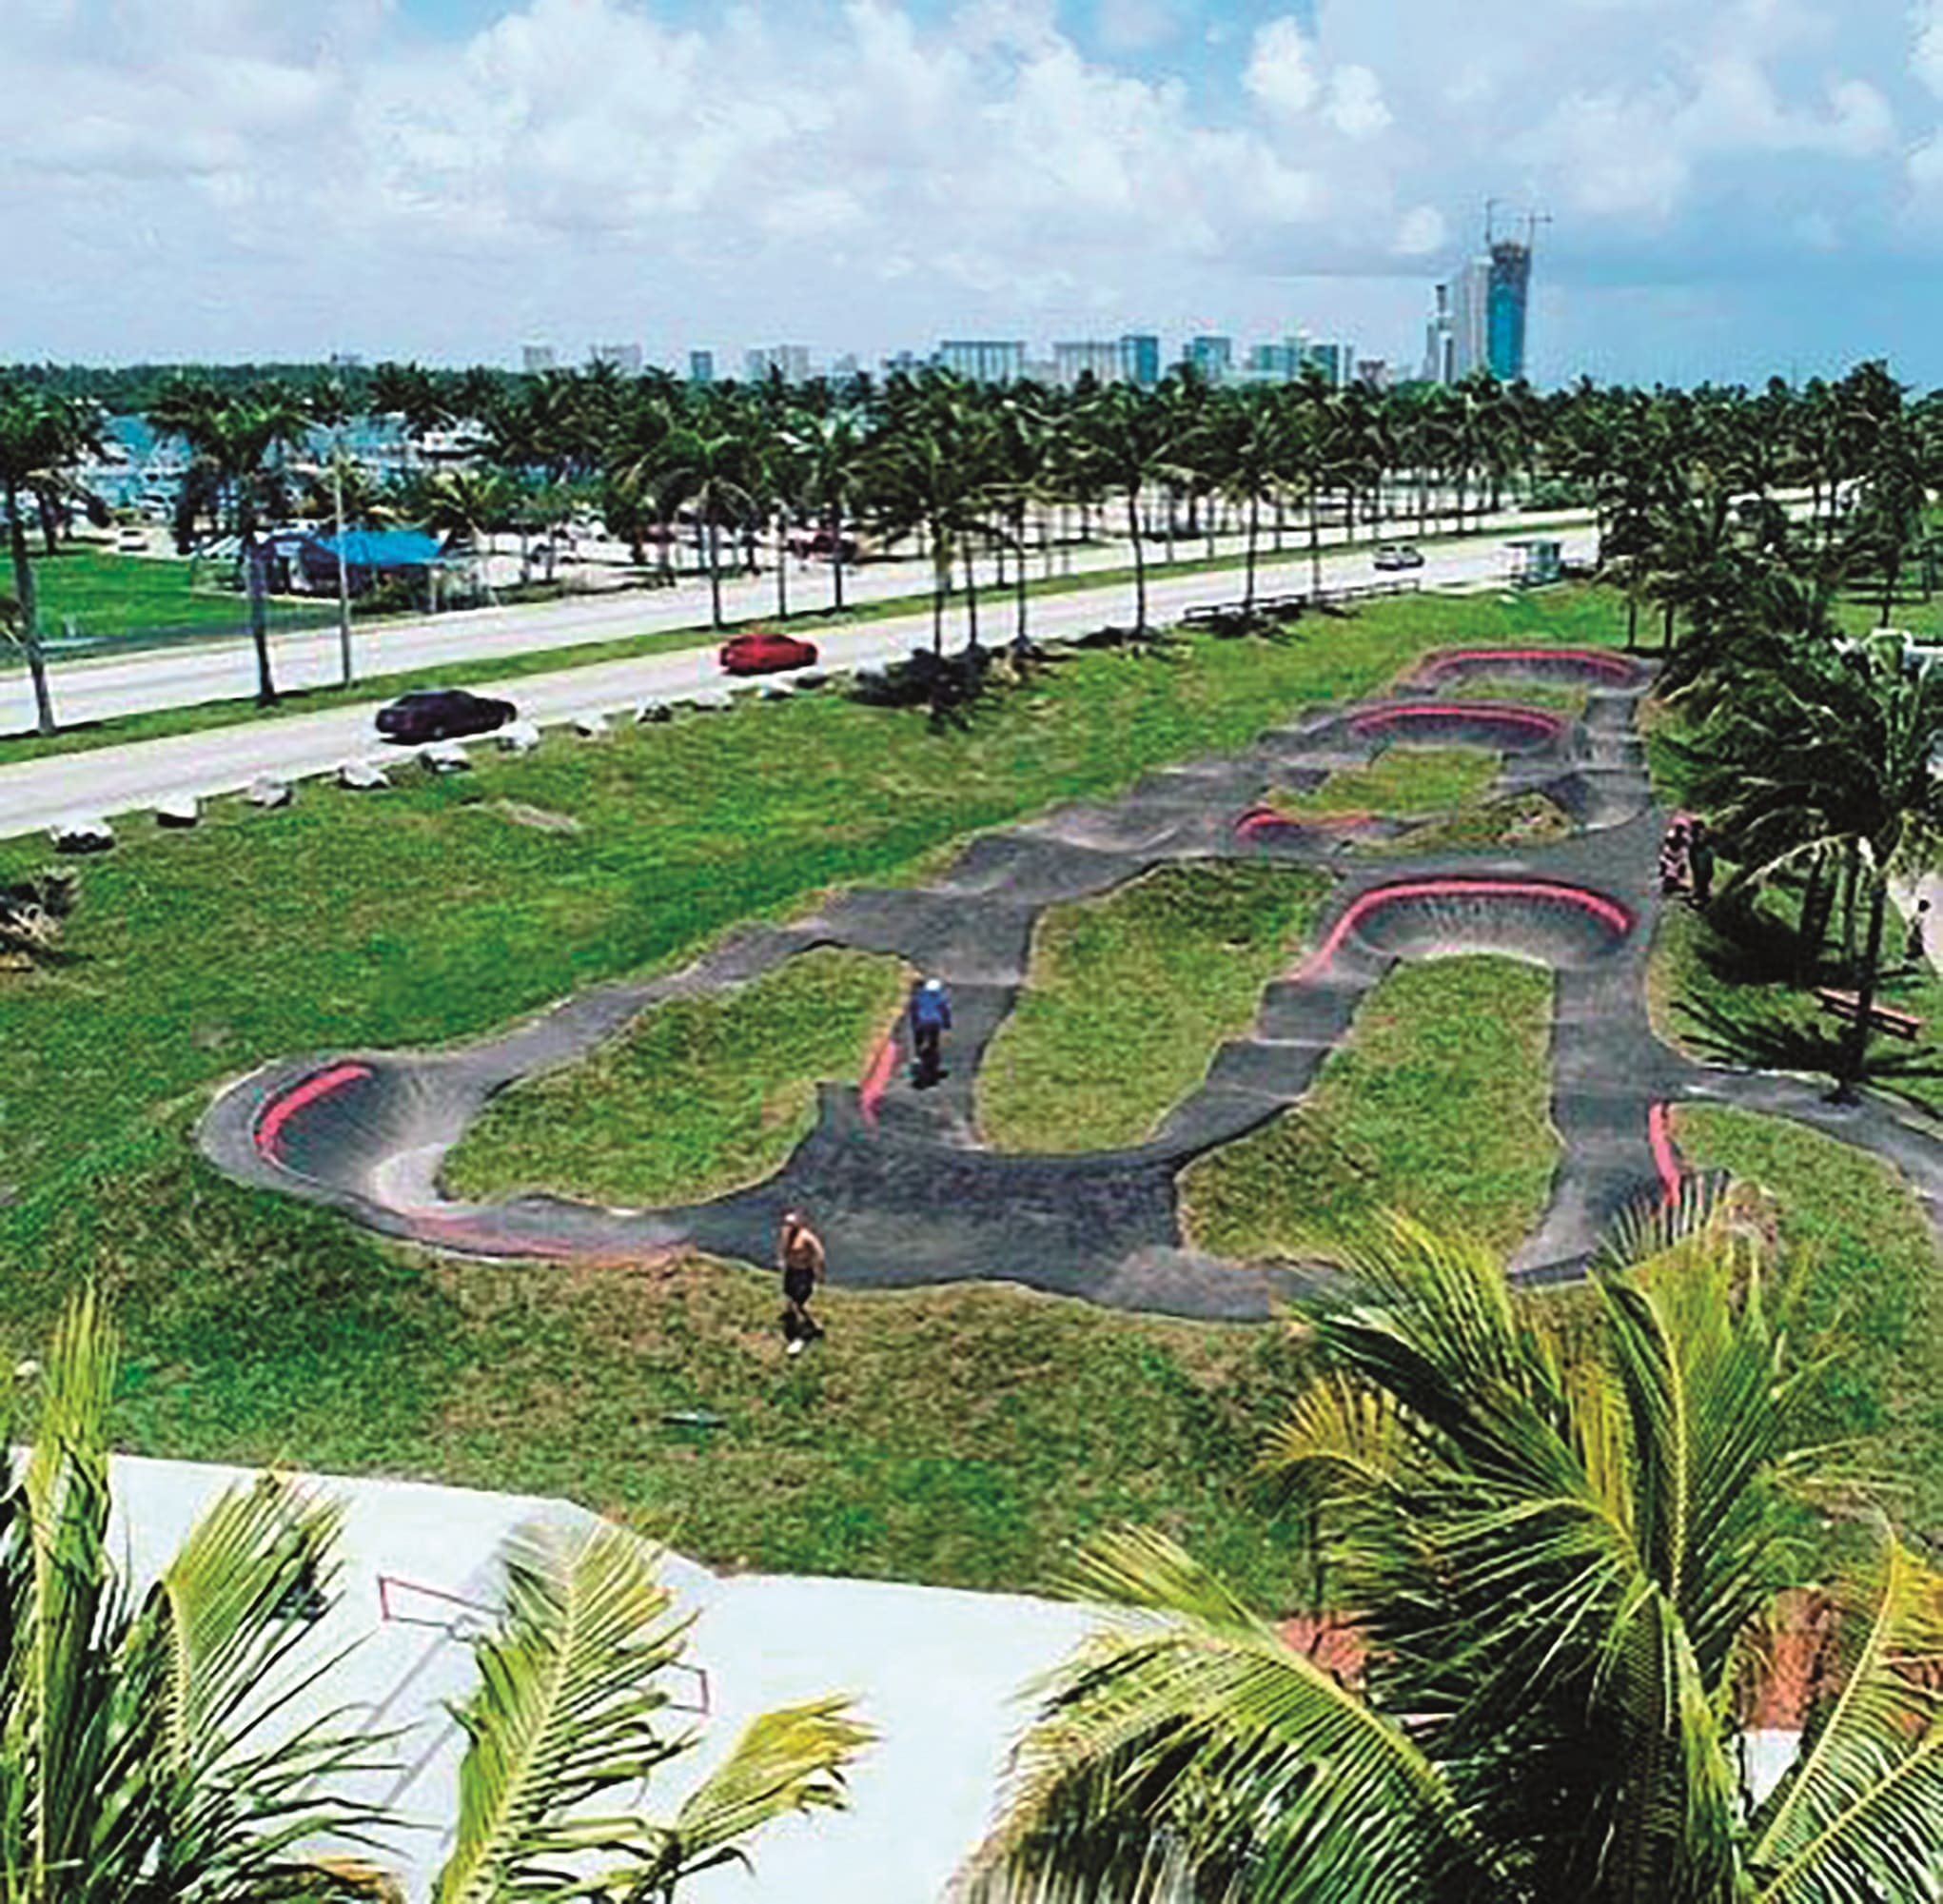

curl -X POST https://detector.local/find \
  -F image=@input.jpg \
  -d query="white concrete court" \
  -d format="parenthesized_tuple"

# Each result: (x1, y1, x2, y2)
(108, 1452, 1092, 1901)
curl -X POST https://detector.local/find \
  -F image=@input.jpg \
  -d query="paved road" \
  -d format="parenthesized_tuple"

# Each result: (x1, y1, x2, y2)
(5, 502, 1595, 736)
(0, 522, 1596, 842)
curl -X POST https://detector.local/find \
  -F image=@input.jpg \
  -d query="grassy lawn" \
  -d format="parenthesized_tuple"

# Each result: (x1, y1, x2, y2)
(1672, 1105, 1943, 1542)
(1648, 866, 1943, 1114)
(0, 581, 1639, 1593)
(1413, 677, 1590, 716)
(1181, 955, 1560, 1259)
(444, 948, 908, 1206)
(975, 863, 1331, 1153)
(1271, 745, 1501, 819)
(1380, 790, 1575, 856)
(15, 541, 279, 639)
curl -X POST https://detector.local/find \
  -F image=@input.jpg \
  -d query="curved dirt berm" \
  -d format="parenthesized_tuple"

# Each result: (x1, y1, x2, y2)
(1307, 876, 1636, 973)
(1409, 646, 1651, 689)
(1346, 700, 1570, 754)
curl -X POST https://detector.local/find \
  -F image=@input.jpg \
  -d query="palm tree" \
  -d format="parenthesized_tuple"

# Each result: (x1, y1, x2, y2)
(1075, 381, 1190, 638)
(0, 385, 99, 736)
(966, 1211, 1943, 1903)
(872, 383, 1004, 655)
(787, 408, 872, 614)
(0, 1287, 392, 1894)
(148, 382, 311, 706)
(1202, 391, 1288, 622)
(652, 425, 759, 629)
(1692, 629, 1943, 1099)
(3, 1288, 872, 1899)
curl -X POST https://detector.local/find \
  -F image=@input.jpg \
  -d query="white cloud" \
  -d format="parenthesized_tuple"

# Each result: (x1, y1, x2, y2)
(1394, 205, 1447, 256)
(1326, 66, 1391, 140)
(0, 0, 1930, 377)
(1243, 16, 1321, 117)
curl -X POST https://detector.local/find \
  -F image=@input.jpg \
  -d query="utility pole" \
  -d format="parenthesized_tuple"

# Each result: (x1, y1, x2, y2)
(332, 432, 353, 688)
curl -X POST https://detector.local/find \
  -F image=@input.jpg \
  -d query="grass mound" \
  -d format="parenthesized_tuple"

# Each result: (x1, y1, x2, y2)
(1673, 1106, 1943, 1540)
(444, 948, 907, 1207)
(977, 862, 1330, 1153)
(1182, 954, 1560, 1258)
(1270, 745, 1500, 821)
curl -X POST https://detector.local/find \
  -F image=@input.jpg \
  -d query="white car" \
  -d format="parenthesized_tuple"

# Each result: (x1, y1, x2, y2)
(1373, 543, 1425, 572)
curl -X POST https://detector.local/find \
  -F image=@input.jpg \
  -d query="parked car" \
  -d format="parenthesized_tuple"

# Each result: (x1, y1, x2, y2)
(719, 629, 819, 677)
(375, 687, 518, 743)
(1373, 543, 1425, 571)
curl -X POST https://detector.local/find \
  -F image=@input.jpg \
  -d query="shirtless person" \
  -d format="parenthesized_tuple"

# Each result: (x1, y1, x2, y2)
(777, 1208, 827, 1357)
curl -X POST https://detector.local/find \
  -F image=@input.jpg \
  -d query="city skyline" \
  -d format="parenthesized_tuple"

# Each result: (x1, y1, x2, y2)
(8, 2, 1943, 386)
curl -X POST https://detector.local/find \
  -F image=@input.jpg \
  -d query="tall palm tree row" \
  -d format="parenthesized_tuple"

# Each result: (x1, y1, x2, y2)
(965, 1210, 1943, 1903)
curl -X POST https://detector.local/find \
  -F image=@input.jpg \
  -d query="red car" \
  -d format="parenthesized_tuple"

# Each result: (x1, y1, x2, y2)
(719, 629, 819, 677)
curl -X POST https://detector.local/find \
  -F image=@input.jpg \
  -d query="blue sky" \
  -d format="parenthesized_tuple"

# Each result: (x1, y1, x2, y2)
(6, 0, 1942, 386)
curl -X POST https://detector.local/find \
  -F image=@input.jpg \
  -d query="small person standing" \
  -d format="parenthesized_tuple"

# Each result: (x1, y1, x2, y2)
(1908, 896, 1933, 970)
(777, 1208, 827, 1357)
(1686, 818, 1717, 908)
(1658, 817, 1692, 898)
(909, 975, 953, 1089)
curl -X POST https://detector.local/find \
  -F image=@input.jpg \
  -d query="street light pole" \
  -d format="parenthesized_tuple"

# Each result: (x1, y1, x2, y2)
(332, 431, 353, 687)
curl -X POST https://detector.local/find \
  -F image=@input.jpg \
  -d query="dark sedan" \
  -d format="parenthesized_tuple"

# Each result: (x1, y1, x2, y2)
(375, 687, 518, 743)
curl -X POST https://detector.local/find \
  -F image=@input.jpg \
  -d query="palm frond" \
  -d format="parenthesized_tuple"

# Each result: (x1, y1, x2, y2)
(1750, 1535, 1943, 1902)
(961, 1527, 1494, 1904)
(433, 1519, 693, 1903)
(636, 1698, 873, 1888)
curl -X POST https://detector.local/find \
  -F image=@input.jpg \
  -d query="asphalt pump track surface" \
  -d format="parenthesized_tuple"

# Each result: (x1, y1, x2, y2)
(201, 645, 1943, 1320)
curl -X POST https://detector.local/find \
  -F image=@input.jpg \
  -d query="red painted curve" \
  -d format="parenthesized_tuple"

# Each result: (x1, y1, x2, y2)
(1295, 877, 1635, 981)
(1234, 805, 1377, 839)
(1414, 646, 1640, 683)
(1647, 1101, 1683, 1206)
(859, 1031, 899, 1128)
(1348, 700, 1566, 740)
(254, 1062, 374, 1161)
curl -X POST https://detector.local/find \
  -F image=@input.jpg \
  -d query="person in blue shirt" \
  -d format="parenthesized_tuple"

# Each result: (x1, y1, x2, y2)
(909, 976, 952, 1088)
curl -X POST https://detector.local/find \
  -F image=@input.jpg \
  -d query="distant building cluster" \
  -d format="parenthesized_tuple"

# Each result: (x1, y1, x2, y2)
(515, 215, 1538, 393)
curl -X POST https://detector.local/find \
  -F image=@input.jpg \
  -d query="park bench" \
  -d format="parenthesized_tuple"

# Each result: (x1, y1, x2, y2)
(1814, 987, 1926, 1041)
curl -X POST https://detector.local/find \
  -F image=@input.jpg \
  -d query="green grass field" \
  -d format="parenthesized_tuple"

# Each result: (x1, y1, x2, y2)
(444, 948, 908, 1206)
(5, 578, 1934, 1595)
(1180, 955, 1561, 1258)
(976, 862, 1329, 1153)
(10, 540, 331, 642)
(1270, 745, 1501, 820)
(1673, 1106, 1943, 1541)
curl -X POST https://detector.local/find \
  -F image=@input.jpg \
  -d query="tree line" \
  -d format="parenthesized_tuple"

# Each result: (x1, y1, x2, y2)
(5, 357, 1942, 732)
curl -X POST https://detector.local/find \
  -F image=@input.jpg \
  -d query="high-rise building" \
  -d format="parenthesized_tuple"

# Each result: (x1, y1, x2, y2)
(1484, 239, 1533, 381)
(1242, 340, 1301, 382)
(829, 352, 861, 382)
(1356, 358, 1391, 389)
(1186, 335, 1232, 385)
(1422, 282, 1454, 383)
(1052, 339, 1130, 386)
(688, 349, 715, 384)
(521, 344, 557, 374)
(938, 340, 1028, 383)
(1121, 333, 1162, 387)
(1304, 341, 1353, 386)
(882, 349, 926, 379)
(745, 344, 813, 383)
(1449, 257, 1490, 380)
(589, 343, 642, 374)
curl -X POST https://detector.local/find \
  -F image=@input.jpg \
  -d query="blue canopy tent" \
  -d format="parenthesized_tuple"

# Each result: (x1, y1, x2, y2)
(298, 528, 450, 597)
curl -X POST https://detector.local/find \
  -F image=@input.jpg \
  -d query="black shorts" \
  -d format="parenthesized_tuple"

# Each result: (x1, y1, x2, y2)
(784, 1267, 815, 1306)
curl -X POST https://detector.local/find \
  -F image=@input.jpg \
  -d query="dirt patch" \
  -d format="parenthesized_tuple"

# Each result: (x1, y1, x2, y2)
(488, 800, 584, 834)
